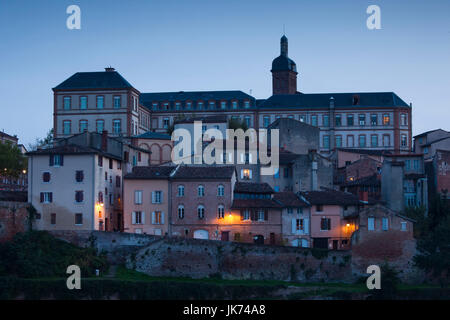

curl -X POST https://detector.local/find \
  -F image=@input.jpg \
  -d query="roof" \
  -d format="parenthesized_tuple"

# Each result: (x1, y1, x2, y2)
(53, 70, 134, 91)
(423, 136, 450, 147)
(413, 129, 444, 138)
(234, 182, 274, 194)
(231, 199, 282, 209)
(124, 166, 175, 180)
(26, 144, 122, 161)
(273, 192, 309, 207)
(135, 132, 172, 140)
(279, 150, 301, 164)
(140, 90, 255, 109)
(0, 131, 18, 141)
(340, 174, 380, 187)
(300, 189, 361, 206)
(259, 92, 409, 110)
(272, 55, 297, 73)
(337, 148, 388, 157)
(171, 165, 235, 180)
(174, 115, 228, 125)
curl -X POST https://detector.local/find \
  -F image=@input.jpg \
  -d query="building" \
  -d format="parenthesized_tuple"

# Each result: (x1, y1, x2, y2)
(427, 149, 450, 199)
(132, 132, 172, 165)
(300, 189, 361, 250)
(0, 131, 28, 192)
(413, 129, 450, 160)
(27, 143, 123, 231)
(0, 131, 18, 145)
(123, 166, 175, 235)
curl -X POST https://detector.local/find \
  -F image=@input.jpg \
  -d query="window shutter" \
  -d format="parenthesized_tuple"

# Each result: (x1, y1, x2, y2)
(304, 218, 309, 234)
(292, 219, 296, 234)
(249, 170, 253, 179)
(151, 212, 155, 224)
(132, 212, 136, 224)
(60, 155, 64, 166)
(160, 192, 163, 203)
(264, 209, 268, 221)
(49, 155, 54, 166)
(75, 192, 78, 202)
(40, 192, 44, 203)
(49, 193, 53, 203)
(161, 212, 165, 224)
(240, 170, 244, 179)
(141, 212, 145, 224)
(151, 192, 155, 204)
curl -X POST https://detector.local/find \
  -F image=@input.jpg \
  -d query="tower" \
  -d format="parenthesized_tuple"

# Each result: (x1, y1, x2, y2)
(271, 35, 298, 95)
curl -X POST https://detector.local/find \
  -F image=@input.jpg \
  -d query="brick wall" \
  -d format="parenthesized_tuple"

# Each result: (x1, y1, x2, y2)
(0, 201, 29, 242)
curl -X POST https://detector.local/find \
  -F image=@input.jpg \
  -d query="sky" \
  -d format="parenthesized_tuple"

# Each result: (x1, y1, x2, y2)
(0, 0, 449, 147)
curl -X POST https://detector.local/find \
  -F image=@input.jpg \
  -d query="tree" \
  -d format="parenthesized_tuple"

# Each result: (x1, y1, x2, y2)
(228, 118, 248, 131)
(28, 128, 53, 151)
(0, 141, 27, 178)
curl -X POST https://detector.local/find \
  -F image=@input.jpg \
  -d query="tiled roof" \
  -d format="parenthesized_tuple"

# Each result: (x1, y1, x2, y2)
(300, 189, 361, 206)
(259, 92, 409, 109)
(0, 131, 18, 141)
(53, 71, 134, 90)
(172, 165, 235, 180)
(124, 166, 175, 179)
(234, 182, 274, 194)
(337, 148, 388, 156)
(273, 192, 309, 207)
(174, 115, 228, 124)
(140, 91, 255, 109)
(231, 199, 282, 209)
(26, 144, 122, 160)
(135, 132, 172, 140)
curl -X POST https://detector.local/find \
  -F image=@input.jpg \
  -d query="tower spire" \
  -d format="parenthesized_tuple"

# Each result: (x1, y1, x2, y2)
(280, 34, 288, 57)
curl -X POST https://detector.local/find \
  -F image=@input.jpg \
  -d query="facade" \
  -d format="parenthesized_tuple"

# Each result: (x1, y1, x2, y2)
(123, 166, 175, 235)
(27, 144, 123, 231)
(133, 132, 173, 165)
(427, 149, 450, 199)
(413, 129, 450, 160)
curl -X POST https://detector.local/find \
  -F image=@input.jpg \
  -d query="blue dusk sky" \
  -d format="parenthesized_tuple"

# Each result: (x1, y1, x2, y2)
(0, 0, 449, 146)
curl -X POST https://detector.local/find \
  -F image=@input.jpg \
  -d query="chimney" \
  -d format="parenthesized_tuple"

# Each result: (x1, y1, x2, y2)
(101, 131, 108, 152)
(105, 66, 115, 72)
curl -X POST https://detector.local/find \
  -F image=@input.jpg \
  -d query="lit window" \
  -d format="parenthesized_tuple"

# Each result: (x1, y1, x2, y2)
(242, 169, 251, 180)
(383, 114, 390, 125)
(152, 211, 163, 224)
(217, 205, 224, 219)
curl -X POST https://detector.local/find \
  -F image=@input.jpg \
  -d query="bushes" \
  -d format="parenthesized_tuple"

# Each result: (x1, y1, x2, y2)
(0, 231, 108, 278)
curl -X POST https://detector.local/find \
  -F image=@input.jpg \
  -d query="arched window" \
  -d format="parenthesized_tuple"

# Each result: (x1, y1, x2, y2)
(178, 205, 184, 219)
(217, 205, 225, 219)
(198, 185, 205, 197)
(197, 205, 205, 219)
(217, 185, 224, 197)
(177, 185, 184, 197)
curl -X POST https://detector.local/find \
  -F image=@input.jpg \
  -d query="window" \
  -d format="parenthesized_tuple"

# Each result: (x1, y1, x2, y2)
(244, 101, 250, 108)
(232, 101, 238, 109)
(98, 156, 103, 167)
(113, 120, 121, 134)
(75, 213, 83, 225)
(401, 221, 407, 231)
(198, 205, 205, 219)
(263, 116, 270, 128)
(109, 158, 113, 169)
(311, 115, 318, 126)
(175, 102, 181, 110)
(186, 102, 192, 110)
(177, 185, 184, 197)
(382, 217, 389, 231)
(163, 118, 170, 129)
(244, 116, 251, 127)
(371, 114, 378, 126)
(98, 191, 103, 203)
(217, 205, 225, 219)
(49, 154, 63, 167)
(274, 186, 280, 192)
(368, 217, 375, 231)
(287, 208, 293, 214)
(297, 207, 303, 214)
(40, 192, 53, 203)
(257, 209, 266, 221)
(51, 213, 56, 225)
(242, 169, 251, 180)
(320, 218, 331, 231)
(96, 120, 105, 133)
(296, 219, 304, 231)
(63, 97, 71, 110)
(75, 191, 84, 203)
(116, 176, 121, 187)
(79, 120, 88, 133)
(217, 185, 224, 196)
(208, 101, 215, 109)
(423, 147, 428, 154)
(197, 101, 203, 110)
(335, 135, 342, 148)
(63, 120, 71, 135)
(316, 205, 323, 212)
(335, 115, 341, 127)
(383, 114, 390, 125)
(323, 115, 329, 127)
(383, 135, 390, 147)
(202, 125, 207, 134)
(371, 135, 378, 147)
(80, 96, 87, 109)
(401, 134, 408, 147)
(152, 191, 162, 204)
(242, 209, 250, 220)
(359, 114, 366, 126)
(42, 172, 51, 182)
(152, 211, 163, 224)
(283, 167, 290, 178)
(359, 135, 366, 147)
(197, 185, 205, 197)
(274, 168, 280, 179)
(299, 115, 306, 123)
(133, 211, 143, 224)
(97, 96, 104, 109)
(178, 205, 185, 219)
(401, 114, 407, 126)
(347, 114, 354, 126)
(114, 96, 121, 108)
(405, 160, 411, 171)
(413, 159, 420, 170)
(323, 135, 330, 149)
(135, 190, 143, 204)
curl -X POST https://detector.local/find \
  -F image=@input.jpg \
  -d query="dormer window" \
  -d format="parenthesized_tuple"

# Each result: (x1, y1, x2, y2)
(221, 101, 226, 109)
(244, 101, 250, 109)
(209, 101, 215, 109)
(352, 95, 360, 105)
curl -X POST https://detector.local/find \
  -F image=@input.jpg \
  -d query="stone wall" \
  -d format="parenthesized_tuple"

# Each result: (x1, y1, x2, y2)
(0, 201, 29, 242)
